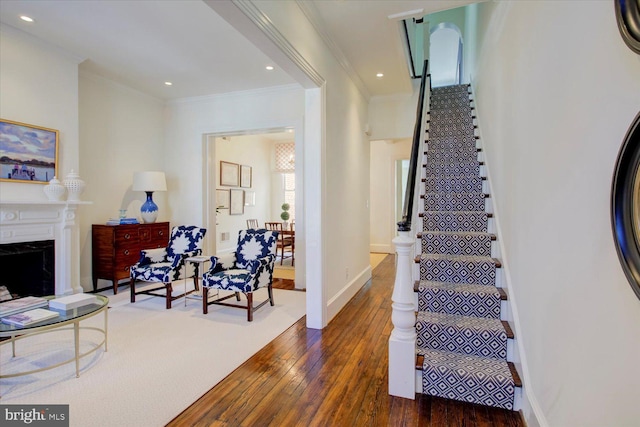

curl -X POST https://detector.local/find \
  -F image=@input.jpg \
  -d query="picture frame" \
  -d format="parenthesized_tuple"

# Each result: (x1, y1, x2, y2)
(0, 119, 59, 184)
(220, 161, 239, 187)
(240, 165, 252, 188)
(215, 189, 229, 209)
(230, 189, 245, 215)
(244, 190, 256, 207)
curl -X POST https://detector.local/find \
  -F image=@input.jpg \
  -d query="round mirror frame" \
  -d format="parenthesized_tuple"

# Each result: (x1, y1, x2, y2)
(614, 0, 640, 54)
(611, 112, 640, 300)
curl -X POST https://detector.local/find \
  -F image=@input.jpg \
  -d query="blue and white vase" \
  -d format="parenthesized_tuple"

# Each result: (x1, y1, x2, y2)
(140, 191, 158, 223)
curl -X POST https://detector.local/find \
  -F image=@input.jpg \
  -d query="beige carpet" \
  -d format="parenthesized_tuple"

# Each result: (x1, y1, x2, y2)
(0, 283, 306, 427)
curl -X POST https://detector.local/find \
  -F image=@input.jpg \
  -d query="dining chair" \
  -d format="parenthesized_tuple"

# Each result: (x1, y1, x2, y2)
(264, 222, 293, 265)
(246, 219, 259, 229)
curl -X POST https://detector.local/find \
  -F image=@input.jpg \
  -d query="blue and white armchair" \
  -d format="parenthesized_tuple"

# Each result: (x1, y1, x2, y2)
(130, 225, 206, 309)
(201, 229, 278, 321)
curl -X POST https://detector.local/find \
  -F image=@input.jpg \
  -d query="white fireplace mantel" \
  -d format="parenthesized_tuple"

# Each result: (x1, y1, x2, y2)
(0, 200, 91, 296)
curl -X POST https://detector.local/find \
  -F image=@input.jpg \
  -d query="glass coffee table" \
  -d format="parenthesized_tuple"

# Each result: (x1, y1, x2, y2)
(0, 295, 108, 381)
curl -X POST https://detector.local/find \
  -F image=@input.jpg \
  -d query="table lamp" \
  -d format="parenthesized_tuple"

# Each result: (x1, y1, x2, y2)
(133, 171, 167, 223)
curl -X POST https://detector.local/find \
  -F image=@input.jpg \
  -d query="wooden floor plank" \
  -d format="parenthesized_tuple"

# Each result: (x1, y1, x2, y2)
(168, 255, 525, 427)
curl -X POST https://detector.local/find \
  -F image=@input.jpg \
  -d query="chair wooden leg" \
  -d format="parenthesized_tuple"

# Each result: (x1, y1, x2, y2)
(280, 245, 284, 265)
(202, 287, 209, 314)
(165, 284, 172, 309)
(268, 284, 274, 306)
(130, 279, 136, 303)
(235, 292, 241, 301)
(247, 292, 253, 322)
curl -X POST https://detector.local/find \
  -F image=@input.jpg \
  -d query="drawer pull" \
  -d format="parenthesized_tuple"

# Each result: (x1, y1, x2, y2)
(124, 233, 131, 239)
(124, 249, 130, 256)
(123, 266, 130, 272)
(158, 230, 164, 236)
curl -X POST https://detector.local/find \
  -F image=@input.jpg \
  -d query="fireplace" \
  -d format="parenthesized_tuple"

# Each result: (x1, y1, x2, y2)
(0, 240, 55, 297)
(0, 200, 85, 296)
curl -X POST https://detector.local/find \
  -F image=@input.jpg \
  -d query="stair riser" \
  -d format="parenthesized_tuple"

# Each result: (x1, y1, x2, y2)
(424, 193, 486, 212)
(424, 176, 483, 193)
(418, 290, 501, 318)
(421, 233, 492, 257)
(422, 212, 489, 233)
(425, 153, 479, 165)
(416, 320, 508, 360)
(419, 258, 497, 286)
(425, 164, 481, 176)
(415, 372, 522, 411)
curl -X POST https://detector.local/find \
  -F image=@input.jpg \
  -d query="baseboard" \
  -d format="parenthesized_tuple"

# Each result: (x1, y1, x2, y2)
(370, 243, 393, 253)
(326, 265, 372, 322)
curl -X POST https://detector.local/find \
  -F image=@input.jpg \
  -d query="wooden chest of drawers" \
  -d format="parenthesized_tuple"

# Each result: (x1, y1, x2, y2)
(92, 222, 169, 294)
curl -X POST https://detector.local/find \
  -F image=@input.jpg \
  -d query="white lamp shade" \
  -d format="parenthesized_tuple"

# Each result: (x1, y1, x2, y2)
(133, 171, 167, 192)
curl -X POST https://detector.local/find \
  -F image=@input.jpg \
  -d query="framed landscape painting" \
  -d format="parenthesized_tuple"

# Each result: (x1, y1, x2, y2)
(0, 119, 59, 184)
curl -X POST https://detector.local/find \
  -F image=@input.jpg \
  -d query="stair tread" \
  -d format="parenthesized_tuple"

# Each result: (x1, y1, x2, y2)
(418, 280, 503, 296)
(420, 253, 498, 263)
(418, 230, 494, 238)
(416, 311, 505, 332)
(421, 210, 493, 217)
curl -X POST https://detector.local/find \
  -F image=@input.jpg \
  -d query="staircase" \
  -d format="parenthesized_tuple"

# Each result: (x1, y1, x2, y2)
(414, 84, 521, 410)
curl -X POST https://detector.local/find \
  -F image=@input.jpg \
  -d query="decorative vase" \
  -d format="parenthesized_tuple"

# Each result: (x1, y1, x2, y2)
(63, 170, 85, 202)
(140, 192, 158, 223)
(43, 176, 66, 201)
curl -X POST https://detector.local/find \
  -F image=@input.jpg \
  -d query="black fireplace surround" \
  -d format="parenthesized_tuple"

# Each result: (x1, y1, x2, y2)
(0, 240, 55, 297)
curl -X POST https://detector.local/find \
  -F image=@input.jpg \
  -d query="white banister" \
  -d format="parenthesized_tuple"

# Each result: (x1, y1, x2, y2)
(388, 230, 417, 399)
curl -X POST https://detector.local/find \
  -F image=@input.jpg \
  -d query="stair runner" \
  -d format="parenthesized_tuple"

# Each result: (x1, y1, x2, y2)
(416, 84, 517, 410)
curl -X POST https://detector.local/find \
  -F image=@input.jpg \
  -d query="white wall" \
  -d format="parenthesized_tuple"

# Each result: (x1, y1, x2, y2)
(469, 2, 640, 426)
(253, 1, 371, 322)
(370, 139, 412, 253)
(368, 91, 418, 141)
(0, 25, 81, 201)
(79, 71, 165, 290)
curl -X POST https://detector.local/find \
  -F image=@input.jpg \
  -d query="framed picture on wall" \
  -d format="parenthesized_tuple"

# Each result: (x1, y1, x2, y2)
(244, 190, 256, 207)
(230, 189, 245, 215)
(240, 165, 252, 188)
(215, 189, 230, 209)
(0, 119, 59, 184)
(220, 161, 239, 187)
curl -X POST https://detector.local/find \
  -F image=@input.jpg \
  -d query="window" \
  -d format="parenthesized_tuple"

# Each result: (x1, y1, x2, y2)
(283, 173, 295, 222)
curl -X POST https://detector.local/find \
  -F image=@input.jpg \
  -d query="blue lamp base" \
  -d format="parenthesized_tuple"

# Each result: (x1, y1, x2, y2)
(140, 191, 159, 223)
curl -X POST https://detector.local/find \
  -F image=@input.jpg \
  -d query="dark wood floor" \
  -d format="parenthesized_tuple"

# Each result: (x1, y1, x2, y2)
(168, 255, 524, 427)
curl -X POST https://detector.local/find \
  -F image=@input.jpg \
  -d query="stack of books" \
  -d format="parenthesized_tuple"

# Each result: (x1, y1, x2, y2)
(0, 296, 49, 318)
(106, 217, 139, 225)
(1, 308, 59, 327)
(49, 293, 98, 310)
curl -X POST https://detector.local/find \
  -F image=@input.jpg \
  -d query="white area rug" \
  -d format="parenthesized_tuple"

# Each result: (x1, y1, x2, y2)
(0, 284, 306, 426)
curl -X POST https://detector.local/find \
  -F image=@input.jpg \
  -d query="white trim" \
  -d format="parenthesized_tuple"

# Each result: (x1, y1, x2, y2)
(167, 83, 301, 105)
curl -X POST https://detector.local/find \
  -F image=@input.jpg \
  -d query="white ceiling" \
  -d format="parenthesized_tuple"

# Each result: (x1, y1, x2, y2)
(0, 0, 479, 101)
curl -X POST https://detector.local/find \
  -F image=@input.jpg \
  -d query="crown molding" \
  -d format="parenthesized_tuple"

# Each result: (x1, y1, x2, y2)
(231, 0, 324, 88)
(294, 0, 370, 101)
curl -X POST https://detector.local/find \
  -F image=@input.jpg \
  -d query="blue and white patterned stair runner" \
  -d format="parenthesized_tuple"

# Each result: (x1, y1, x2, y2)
(417, 84, 516, 410)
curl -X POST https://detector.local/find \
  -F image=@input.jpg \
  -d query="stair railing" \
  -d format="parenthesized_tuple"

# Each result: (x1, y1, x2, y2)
(389, 59, 429, 399)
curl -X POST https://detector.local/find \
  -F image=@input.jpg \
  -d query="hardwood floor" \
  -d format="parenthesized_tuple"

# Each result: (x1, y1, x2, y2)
(168, 255, 524, 427)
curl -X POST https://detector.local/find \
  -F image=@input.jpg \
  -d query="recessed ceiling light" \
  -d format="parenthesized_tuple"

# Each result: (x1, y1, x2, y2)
(266, 66, 274, 71)
(164, 82, 172, 86)
(376, 73, 384, 78)
(20, 15, 34, 23)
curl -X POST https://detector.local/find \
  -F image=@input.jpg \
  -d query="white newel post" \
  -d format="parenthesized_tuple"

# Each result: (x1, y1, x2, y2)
(389, 230, 417, 399)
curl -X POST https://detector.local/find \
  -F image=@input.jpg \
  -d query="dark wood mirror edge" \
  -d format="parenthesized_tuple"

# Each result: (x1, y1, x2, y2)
(611, 111, 640, 300)
(615, 0, 640, 54)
